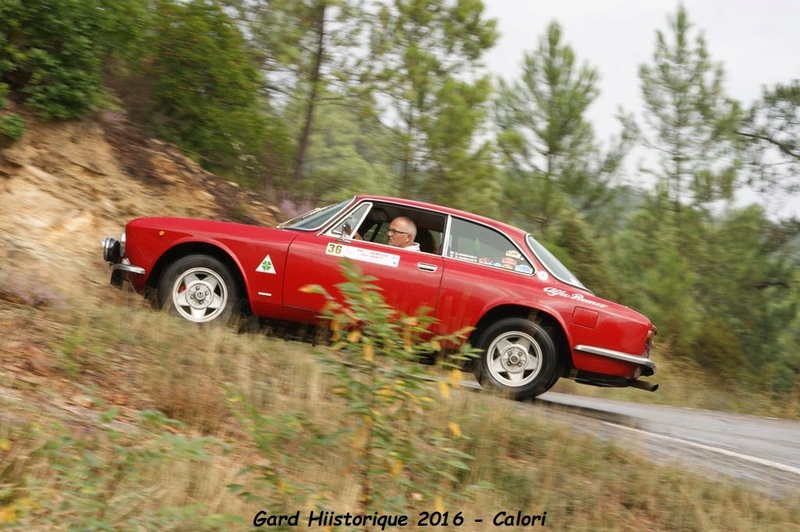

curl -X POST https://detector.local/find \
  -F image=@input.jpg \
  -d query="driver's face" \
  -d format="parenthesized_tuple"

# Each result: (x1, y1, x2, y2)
(387, 221, 412, 248)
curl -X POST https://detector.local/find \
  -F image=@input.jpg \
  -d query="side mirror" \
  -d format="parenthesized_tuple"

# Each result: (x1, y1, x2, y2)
(338, 222, 353, 242)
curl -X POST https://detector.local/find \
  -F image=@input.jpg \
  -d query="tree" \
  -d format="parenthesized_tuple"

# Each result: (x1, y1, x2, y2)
(140, 0, 269, 179)
(739, 81, 800, 202)
(303, 97, 396, 202)
(0, 0, 108, 119)
(494, 20, 632, 238)
(611, 195, 702, 356)
(638, 5, 743, 226)
(226, 0, 372, 197)
(689, 206, 791, 379)
(370, 0, 499, 213)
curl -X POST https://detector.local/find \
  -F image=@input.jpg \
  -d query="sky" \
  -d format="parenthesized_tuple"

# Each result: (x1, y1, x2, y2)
(481, 0, 800, 219)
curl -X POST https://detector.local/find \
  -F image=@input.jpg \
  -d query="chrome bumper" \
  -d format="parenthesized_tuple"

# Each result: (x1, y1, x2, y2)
(102, 237, 145, 287)
(575, 344, 657, 376)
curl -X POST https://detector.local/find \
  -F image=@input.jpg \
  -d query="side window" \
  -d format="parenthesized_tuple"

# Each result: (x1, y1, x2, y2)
(330, 202, 446, 255)
(361, 222, 385, 242)
(447, 218, 533, 274)
(360, 206, 444, 254)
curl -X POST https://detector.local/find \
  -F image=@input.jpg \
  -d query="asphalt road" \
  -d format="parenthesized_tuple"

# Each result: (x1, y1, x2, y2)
(535, 392, 800, 498)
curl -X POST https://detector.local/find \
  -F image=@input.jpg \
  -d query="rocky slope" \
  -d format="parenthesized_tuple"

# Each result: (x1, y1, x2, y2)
(0, 112, 280, 302)
(0, 111, 286, 440)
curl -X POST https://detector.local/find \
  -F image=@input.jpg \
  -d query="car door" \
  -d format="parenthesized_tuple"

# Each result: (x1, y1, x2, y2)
(282, 203, 444, 323)
(436, 216, 537, 335)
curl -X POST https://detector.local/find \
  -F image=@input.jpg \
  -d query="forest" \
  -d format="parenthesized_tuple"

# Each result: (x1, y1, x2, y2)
(1, 0, 798, 398)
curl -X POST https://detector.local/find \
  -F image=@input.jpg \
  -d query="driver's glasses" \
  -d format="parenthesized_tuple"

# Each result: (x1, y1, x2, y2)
(387, 228, 410, 236)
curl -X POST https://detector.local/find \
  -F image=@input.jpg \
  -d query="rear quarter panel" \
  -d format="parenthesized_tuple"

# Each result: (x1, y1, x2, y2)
(437, 257, 653, 377)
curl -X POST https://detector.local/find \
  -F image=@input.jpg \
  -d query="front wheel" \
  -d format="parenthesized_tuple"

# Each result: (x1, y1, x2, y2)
(474, 318, 558, 400)
(158, 255, 239, 325)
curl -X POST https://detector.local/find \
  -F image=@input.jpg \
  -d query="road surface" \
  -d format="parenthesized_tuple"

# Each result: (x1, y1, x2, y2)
(535, 392, 800, 498)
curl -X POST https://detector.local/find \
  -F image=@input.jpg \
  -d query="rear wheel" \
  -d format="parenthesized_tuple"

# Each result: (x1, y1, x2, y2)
(158, 255, 239, 325)
(474, 318, 558, 400)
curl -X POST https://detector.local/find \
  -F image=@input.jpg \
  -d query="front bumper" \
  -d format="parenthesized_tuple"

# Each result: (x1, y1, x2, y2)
(102, 237, 145, 287)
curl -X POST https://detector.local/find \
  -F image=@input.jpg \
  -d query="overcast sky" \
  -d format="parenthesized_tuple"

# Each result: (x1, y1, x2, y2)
(481, 0, 800, 218)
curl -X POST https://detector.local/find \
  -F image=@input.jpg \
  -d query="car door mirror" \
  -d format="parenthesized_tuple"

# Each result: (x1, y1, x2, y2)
(339, 222, 354, 242)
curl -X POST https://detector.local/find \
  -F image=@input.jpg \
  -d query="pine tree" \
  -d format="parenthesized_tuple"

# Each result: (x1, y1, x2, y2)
(228, 0, 372, 197)
(494, 21, 632, 238)
(370, 0, 499, 212)
(638, 5, 742, 226)
(739, 80, 800, 200)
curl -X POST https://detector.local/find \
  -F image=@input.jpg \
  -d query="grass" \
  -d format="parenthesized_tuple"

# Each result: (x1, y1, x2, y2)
(0, 277, 799, 530)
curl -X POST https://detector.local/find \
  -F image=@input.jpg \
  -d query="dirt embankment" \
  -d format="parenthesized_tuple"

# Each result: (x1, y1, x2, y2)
(0, 112, 280, 302)
(0, 112, 284, 430)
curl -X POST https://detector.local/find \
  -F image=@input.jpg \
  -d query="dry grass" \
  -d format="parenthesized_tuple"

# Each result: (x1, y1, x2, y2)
(0, 279, 799, 530)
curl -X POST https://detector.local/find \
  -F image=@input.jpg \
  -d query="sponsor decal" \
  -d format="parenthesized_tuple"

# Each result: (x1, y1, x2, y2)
(455, 252, 478, 263)
(543, 286, 608, 308)
(514, 264, 533, 274)
(501, 257, 518, 267)
(325, 242, 400, 268)
(505, 249, 522, 259)
(478, 257, 494, 265)
(256, 254, 277, 274)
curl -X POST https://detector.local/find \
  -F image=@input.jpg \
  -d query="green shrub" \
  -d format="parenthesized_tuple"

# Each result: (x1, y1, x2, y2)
(0, 113, 24, 143)
(142, 0, 268, 176)
(0, 83, 24, 143)
(303, 260, 477, 511)
(0, 0, 109, 119)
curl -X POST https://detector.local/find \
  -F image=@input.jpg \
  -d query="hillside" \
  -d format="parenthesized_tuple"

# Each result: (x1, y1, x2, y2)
(0, 112, 279, 303)
(0, 113, 283, 434)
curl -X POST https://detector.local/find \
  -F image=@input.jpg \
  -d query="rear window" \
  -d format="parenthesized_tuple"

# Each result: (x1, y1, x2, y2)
(526, 234, 586, 289)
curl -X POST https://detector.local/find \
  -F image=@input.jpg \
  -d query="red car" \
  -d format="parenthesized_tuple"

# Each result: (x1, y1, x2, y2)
(101, 195, 657, 399)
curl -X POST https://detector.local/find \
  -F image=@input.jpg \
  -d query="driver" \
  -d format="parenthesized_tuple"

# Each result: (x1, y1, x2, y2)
(387, 216, 420, 251)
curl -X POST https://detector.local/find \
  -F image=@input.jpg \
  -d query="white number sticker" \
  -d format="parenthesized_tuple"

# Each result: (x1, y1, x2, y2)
(325, 243, 400, 268)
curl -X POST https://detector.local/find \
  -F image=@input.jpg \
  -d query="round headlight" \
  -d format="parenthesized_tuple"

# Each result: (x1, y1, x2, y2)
(102, 237, 121, 263)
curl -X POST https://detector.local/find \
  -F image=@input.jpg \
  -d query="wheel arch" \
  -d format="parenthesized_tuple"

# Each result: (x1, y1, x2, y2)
(147, 242, 251, 313)
(469, 304, 572, 375)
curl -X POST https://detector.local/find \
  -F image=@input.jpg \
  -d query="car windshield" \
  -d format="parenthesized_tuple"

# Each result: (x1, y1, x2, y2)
(278, 199, 352, 231)
(526, 234, 587, 290)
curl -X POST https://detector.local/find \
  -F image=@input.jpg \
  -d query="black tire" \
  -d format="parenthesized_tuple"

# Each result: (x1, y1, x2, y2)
(474, 318, 558, 400)
(158, 254, 239, 325)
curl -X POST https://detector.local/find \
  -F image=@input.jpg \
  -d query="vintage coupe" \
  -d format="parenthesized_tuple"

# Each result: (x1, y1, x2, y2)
(101, 195, 657, 399)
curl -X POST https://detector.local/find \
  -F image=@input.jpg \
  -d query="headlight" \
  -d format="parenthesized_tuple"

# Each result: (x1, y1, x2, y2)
(101, 237, 121, 263)
(120, 229, 126, 257)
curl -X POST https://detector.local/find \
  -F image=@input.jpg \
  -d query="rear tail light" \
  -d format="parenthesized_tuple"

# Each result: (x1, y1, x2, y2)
(645, 328, 657, 356)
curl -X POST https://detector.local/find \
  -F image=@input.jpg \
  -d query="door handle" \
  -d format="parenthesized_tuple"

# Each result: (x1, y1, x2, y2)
(417, 262, 438, 273)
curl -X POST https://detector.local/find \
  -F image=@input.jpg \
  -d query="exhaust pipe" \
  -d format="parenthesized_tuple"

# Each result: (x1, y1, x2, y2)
(629, 380, 659, 392)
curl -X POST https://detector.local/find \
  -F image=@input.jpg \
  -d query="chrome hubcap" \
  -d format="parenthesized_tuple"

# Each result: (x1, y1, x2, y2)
(502, 347, 528, 373)
(172, 267, 228, 323)
(487, 331, 542, 386)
